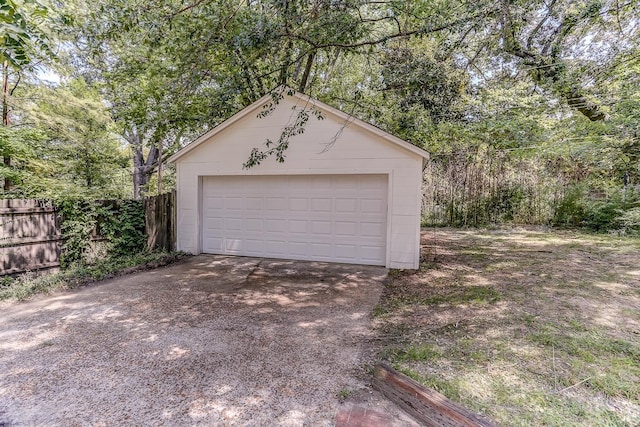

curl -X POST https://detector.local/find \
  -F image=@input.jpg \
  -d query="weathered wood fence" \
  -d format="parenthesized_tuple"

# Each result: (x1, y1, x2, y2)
(144, 190, 176, 252)
(0, 191, 177, 276)
(0, 199, 62, 276)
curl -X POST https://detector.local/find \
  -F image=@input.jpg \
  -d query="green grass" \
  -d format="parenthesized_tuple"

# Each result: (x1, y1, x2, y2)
(527, 325, 640, 399)
(393, 343, 442, 362)
(0, 251, 186, 301)
(380, 285, 501, 312)
(394, 365, 462, 402)
(376, 227, 640, 426)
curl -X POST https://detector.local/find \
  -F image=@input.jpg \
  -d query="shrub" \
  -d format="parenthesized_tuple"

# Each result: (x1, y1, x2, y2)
(58, 198, 146, 267)
(616, 207, 640, 234)
(100, 200, 146, 257)
(553, 185, 587, 227)
(58, 199, 99, 267)
(553, 187, 640, 232)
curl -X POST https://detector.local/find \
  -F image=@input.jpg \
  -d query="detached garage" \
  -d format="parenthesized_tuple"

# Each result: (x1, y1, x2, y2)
(168, 90, 429, 269)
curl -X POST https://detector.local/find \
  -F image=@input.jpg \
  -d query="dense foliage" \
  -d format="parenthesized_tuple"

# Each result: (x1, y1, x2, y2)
(58, 198, 146, 267)
(0, 0, 637, 232)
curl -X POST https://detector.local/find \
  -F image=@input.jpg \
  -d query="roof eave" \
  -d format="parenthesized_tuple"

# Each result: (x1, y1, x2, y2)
(167, 92, 274, 163)
(167, 89, 430, 163)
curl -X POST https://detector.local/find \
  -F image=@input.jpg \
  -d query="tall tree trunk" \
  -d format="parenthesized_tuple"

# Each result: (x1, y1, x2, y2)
(126, 126, 159, 200)
(3, 61, 11, 191)
(132, 143, 146, 200)
(298, 52, 315, 93)
(157, 142, 162, 195)
(132, 145, 159, 200)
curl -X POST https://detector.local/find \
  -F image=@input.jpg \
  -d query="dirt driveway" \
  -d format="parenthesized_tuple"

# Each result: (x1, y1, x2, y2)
(0, 255, 394, 426)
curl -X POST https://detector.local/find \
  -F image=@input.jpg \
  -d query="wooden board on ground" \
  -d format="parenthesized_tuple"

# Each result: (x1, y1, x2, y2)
(373, 363, 495, 427)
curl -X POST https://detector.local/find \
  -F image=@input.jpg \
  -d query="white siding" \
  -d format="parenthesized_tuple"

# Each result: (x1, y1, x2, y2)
(175, 95, 423, 269)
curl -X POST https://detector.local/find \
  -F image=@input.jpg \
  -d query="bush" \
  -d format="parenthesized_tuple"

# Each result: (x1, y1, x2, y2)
(58, 198, 146, 267)
(616, 207, 640, 234)
(100, 200, 146, 257)
(553, 185, 587, 227)
(58, 199, 99, 267)
(553, 187, 640, 232)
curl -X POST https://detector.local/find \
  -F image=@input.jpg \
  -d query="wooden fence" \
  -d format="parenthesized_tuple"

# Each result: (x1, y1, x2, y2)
(0, 191, 177, 276)
(144, 190, 176, 252)
(0, 199, 62, 276)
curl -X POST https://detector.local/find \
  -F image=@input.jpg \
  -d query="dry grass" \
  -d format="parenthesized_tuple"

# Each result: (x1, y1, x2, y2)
(375, 227, 640, 426)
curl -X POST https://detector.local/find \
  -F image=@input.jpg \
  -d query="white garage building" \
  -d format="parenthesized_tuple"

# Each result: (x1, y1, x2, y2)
(168, 90, 429, 269)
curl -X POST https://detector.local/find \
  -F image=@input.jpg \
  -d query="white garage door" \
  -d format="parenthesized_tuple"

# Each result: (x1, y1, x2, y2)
(201, 174, 388, 265)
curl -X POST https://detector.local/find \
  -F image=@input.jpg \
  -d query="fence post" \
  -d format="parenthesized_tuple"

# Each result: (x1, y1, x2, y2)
(144, 190, 176, 252)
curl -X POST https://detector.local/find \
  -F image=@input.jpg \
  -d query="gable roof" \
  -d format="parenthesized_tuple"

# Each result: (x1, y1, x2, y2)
(167, 89, 430, 163)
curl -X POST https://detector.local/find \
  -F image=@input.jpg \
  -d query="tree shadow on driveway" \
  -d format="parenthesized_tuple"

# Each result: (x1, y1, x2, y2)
(0, 255, 388, 426)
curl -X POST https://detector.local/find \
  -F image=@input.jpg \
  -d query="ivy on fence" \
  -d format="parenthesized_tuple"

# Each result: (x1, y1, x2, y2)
(58, 198, 146, 267)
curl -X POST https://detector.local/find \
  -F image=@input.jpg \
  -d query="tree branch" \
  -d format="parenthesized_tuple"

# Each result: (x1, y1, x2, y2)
(501, 0, 606, 121)
(288, 12, 495, 50)
(526, 0, 557, 50)
(173, 0, 210, 15)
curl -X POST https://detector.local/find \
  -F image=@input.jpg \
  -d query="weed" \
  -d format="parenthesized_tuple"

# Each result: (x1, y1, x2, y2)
(396, 343, 441, 362)
(336, 389, 352, 402)
(420, 286, 501, 306)
(0, 252, 185, 301)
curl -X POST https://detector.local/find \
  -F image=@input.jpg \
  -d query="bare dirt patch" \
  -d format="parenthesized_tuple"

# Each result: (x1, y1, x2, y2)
(375, 227, 640, 426)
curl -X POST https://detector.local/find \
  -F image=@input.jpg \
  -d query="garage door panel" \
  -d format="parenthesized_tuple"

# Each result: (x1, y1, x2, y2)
(288, 219, 308, 233)
(245, 239, 265, 253)
(335, 221, 358, 237)
(310, 243, 333, 258)
(265, 198, 286, 211)
(361, 199, 386, 214)
(310, 198, 332, 212)
(309, 175, 333, 190)
(202, 175, 387, 266)
(225, 197, 243, 210)
(335, 175, 360, 190)
(335, 198, 357, 213)
(335, 244, 358, 259)
(204, 237, 224, 251)
(361, 222, 385, 237)
(265, 219, 286, 233)
(361, 245, 386, 261)
(204, 217, 224, 230)
(225, 218, 243, 231)
(289, 198, 309, 211)
(245, 219, 264, 232)
(205, 196, 224, 210)
(245, 197, 263, 210)
(311, 220, 332, 235)
(287, 241, 309, 256)
(225, 239, 243, 251)
(360, 175, 387, 190)
(266, 240, 286, 254)
(288, 175, 310, 193)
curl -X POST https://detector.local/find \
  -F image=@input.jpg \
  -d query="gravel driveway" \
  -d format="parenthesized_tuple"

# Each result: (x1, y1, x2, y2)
(0, 255, 391, 426)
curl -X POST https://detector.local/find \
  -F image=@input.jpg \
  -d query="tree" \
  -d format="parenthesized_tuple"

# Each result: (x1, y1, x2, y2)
(0, 0, 55, 190)
(0, 78, 130, 198)
(67, 0, 268, 197)
(27, 78, 130, 198)
(59, 0, 638, 226)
